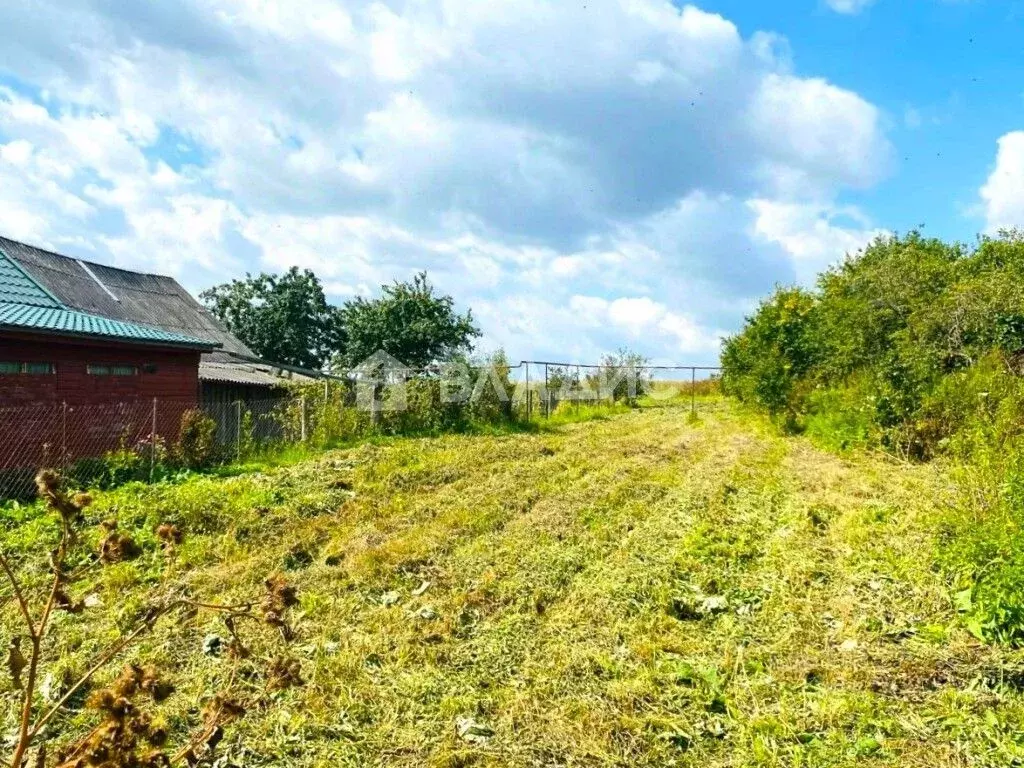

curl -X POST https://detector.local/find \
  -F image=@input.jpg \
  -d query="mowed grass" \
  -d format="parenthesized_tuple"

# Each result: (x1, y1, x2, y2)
(3, 401, 1024, 766)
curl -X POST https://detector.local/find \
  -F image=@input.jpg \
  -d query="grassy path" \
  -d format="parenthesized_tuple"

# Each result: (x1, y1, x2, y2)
(4, 403, 1024, 766)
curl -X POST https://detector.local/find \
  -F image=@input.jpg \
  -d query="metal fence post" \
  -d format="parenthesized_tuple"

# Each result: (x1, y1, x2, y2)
(544, 363, 549, 418)
(525, 364, 531, 421)
(150, 398, 157, 481)
(236, 401, 243, 461)
(576, 364, 581, 414)
(61, 401, 68, 472)
(691, 367, 696, 418)
(300, 395, 308, 443)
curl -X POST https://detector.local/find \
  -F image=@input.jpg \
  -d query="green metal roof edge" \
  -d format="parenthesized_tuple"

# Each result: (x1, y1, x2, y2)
(0, 244, 62, 307)
(0, 311, 220, 350)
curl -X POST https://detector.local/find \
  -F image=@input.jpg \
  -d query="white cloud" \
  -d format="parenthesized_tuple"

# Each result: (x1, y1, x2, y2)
(748, 199, 887, 285)
(0, 0, 895, 363)
(980, 131, 1024, 233)
(608, 297, 666, 336)
(101, 195, 244, 277)
(569, 295, 722, 354)
(550, 255, 588, 278)
(825, 0, 875, 14)
(748, 75, 889, 197)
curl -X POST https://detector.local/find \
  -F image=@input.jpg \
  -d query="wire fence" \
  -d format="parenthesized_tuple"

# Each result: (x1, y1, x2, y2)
(513, 361, 721, 418)
(0, 361, 720, 500)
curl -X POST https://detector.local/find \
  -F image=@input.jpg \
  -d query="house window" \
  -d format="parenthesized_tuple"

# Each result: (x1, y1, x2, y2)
(87, 364, 139, 376)
(24, 362, 56, 374)
(0, 362, 55, 374)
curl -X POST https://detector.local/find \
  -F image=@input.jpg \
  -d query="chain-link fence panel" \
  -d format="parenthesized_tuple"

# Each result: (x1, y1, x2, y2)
(0, 362, 721, 500)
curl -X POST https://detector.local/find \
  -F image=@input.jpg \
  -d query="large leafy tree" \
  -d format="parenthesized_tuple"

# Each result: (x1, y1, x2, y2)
(200, 267, 344, 369)
(335, 272, 480, 370)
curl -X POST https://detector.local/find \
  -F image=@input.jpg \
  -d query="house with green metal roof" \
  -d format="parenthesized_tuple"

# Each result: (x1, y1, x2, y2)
(0, 238, 219, 406)
(0, 242, 225, 475)
(0, 235, 326, 410)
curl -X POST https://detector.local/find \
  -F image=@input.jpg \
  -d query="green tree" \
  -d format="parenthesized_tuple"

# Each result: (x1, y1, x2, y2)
(335, 272, 480, 369)
(589, 348, 651, 405)
(200, 267, 344, 369)
(720, 286, 818, 420)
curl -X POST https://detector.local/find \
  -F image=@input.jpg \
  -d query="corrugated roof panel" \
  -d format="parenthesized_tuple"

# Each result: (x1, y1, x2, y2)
(0, 302, 218, 349)
(0, 247, 61, 308)
(0, 236, 254, 356)
(199, 362, 295, 386)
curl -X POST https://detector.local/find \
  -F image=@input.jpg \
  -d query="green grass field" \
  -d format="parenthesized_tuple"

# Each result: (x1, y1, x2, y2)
(3, 400, 1023, 766)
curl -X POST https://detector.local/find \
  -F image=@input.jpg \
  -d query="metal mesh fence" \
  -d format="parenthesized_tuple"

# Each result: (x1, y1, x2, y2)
(512, 361, 722, 417)
(0, 362, 720, 500)
(0, 399, 205, 500)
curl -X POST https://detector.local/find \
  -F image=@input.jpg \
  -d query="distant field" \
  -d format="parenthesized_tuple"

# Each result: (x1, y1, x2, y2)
(2, 401, 1021, 766)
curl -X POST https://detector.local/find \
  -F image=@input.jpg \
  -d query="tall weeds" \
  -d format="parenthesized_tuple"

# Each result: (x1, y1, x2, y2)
(1, 471, 306, 766)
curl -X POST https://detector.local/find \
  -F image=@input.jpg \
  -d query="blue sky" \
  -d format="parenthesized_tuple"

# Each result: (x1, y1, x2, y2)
(708, 0, 1024, 244)
(0, 0, 1021, 366)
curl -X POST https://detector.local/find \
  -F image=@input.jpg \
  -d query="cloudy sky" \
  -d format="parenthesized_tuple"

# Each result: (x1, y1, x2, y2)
(0, 0, 1022, 365)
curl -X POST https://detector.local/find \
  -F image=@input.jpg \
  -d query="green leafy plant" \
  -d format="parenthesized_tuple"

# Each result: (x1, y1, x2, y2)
(334, 271, 480, 370)
(174, 408, 219, 470)
(588, 348, 651, 406)
(201, 267, 344, 369)
(467, 350, 516, 425)
(721, 286, 818, 425)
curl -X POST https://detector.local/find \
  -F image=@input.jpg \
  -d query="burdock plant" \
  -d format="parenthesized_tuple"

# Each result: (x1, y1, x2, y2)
(1, 471, 305, 767)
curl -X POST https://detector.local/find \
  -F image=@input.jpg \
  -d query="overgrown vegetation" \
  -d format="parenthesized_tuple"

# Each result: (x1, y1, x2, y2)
(175, 409, 219, 470)
(721, 229, 1024, 645)
(0, 471, 304, 766)
(65, 410, 224, 492)
(5, 404, 1024, 766)
(589, 348, 652, 406)
(43, 347, 664, 499)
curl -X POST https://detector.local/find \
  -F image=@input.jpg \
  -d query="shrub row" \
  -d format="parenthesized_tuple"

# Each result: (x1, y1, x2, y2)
(721, 230, 1024, 644)
(722, 231, 1024, 458)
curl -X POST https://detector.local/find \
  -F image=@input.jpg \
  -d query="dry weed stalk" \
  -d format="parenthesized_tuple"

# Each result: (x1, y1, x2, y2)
(1, 472, 305, 767)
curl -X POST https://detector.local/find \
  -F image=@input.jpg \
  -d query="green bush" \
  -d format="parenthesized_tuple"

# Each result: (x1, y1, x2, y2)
(175, 408, 219, 469)
(68, 434, 169, 491)
(588, 348, 651, 406)
(721, 230, 1024, 645)
(382, 376, 467, 434)
(721, 231, 1024, 453)
(102, 446, 148, 486)
(939, 444, 1024, 645)
(721, 287, 817, 425)
(468, 350, 515, 424)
